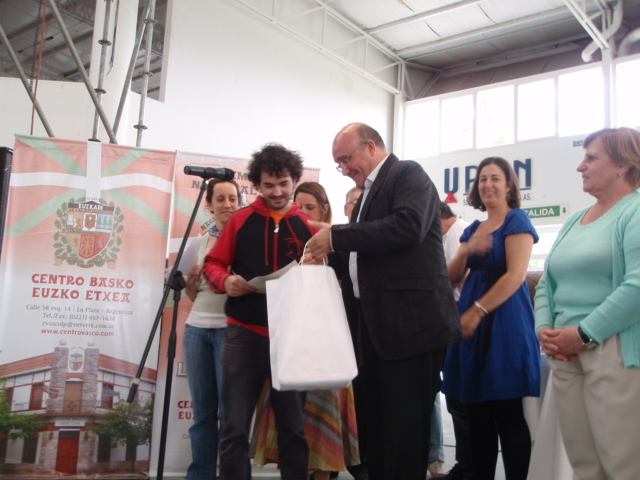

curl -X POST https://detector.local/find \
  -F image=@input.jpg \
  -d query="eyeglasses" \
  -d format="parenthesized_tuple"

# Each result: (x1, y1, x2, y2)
(335, 142, 366, 172)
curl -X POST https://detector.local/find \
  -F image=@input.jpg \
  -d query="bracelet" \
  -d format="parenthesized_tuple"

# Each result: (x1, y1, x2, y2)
(474, 301, 489, 316)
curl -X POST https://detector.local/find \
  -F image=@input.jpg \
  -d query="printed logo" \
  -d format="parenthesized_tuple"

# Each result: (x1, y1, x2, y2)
(68, 349, 84, 372)
(54, 197, 123, 268)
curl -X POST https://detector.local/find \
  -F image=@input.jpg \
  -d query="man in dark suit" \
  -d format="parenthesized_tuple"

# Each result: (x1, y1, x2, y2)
(307, 123, 461, 480)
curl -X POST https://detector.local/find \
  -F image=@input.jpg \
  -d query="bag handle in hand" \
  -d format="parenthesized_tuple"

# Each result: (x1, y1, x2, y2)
(300, 242, 327, 266)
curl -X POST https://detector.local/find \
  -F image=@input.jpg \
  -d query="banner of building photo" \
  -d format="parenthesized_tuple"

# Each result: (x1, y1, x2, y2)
(150, 150, 319, 476)
(0, 135, 175, 478)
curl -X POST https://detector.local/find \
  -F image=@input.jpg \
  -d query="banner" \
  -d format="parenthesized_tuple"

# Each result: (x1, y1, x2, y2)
(0, 136, 175, 477)
(150, 150, 319, 476)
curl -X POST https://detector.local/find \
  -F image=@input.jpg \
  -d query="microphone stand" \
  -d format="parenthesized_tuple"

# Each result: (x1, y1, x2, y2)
(127, 178, 208, 480)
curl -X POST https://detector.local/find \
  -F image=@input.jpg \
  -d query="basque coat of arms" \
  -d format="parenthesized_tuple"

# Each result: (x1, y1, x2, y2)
(54, 198, 123, 268)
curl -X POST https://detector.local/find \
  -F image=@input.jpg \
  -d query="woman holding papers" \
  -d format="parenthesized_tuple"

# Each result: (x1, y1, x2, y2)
(183, 178, 240, 480)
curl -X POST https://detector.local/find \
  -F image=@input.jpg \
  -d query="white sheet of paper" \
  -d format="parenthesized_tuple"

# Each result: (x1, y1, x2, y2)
(239, 260, 297, 294)
(175, 236, 201, 275)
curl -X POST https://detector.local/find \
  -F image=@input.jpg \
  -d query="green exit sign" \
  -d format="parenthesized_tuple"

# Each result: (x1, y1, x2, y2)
(524, 205, 565, 218)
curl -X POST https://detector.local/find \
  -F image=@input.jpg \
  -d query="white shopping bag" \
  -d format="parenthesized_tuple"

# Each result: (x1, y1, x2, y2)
(266, 261, 358, 391)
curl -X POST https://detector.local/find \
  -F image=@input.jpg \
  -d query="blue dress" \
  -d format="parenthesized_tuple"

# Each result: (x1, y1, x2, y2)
(442, 209, 541, 403)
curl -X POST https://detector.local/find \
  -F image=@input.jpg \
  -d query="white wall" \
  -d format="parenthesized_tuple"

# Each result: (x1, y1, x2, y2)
(0, 0, 394, 222)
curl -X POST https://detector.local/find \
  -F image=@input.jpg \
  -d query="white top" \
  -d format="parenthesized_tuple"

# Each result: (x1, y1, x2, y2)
(185, 233, 228, 329)
(442, 218, 469, 302)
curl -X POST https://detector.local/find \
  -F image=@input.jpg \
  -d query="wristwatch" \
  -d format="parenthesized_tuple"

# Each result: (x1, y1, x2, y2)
(577, 325, 598, 349)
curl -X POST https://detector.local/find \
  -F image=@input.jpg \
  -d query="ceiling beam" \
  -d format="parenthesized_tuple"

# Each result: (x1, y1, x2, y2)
(400, 7, 570, 58)
(441, 43, 583, 78)
(230, 0, 413, 95)
(443, 34, 587, 78)
(563, 0, 609, 49)
(367, 0, 483, 35)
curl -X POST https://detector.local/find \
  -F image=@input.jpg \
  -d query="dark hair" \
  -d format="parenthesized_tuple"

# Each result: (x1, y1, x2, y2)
(467, 157, 521, 212)
(294, 181, 332, 223)
(584, 127, 640, 188)
(440, 201, 455, 219)
(247, 143, 304, 187)
(342, 123, 386, 150)
(205, 178, 241, 206)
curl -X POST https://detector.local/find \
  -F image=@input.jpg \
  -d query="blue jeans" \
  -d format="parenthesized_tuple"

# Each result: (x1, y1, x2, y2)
(429, 392, 445, 464)
(219, 324, 309, 480)
(183, 324, 227, 480)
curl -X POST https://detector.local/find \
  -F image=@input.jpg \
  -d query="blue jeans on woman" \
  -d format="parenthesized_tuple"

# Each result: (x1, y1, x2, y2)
(183, 324, 226, 480)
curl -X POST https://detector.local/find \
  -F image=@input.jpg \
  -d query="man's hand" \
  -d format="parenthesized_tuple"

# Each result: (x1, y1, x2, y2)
(305, 221, 333, 261)
(224, 274, 256, 297)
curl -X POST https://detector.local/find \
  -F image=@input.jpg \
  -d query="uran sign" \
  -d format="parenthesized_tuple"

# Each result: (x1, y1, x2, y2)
(416, 134, 594, 226)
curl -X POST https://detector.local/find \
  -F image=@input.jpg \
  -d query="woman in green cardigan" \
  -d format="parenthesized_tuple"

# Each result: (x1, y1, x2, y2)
(535, 127, 640, 480)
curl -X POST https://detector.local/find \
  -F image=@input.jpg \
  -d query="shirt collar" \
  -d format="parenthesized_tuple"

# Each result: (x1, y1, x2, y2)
(364, 154, 389, 192)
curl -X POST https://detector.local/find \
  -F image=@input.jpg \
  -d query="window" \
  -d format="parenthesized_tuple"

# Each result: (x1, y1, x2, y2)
(0, 437, 7, 462)
(518, 79, 556, 140)
(441, 95, 474, 152)
(616, 59, 640, 128)
(97, 435, 112, 463)
(558, 68, 604, 137)
(5, 387, 13, 405)
(476, 85, 514, 148)
(30, 383, 45, 410)
(22, 435, 38, 464)
(100, 384, 115, 409)
(404, 100, 440, 158)
(63, 382, 83, 413)
(125, 438, 137, 463)
(402, 60, 631, 156)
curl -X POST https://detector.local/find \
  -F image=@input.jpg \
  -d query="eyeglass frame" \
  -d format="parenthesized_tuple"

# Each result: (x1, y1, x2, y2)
(335, 141, 367, 172)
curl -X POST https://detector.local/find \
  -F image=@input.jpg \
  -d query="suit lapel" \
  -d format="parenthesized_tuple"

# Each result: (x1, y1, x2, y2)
(359, 154, 398, 221)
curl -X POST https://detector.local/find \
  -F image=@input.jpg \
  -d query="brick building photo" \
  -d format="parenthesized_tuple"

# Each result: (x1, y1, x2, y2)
(0, 341, 156, 477)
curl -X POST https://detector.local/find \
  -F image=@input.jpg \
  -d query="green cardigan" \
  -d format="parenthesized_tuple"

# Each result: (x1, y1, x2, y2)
(535, 191, 640, 368)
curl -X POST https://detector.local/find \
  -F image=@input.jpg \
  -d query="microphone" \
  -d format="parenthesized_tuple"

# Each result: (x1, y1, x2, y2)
(183, 166, 235, 181)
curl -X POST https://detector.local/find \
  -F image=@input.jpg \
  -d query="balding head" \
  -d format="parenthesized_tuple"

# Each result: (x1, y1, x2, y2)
(333, 123, 388, 189)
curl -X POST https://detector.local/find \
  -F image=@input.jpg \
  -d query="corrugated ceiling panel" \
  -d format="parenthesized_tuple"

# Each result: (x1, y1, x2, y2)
(374, 21, 442, 51)
(328, 0, 413, 29)
(426, 4, 496, 38)
(480, 0, 567, 23)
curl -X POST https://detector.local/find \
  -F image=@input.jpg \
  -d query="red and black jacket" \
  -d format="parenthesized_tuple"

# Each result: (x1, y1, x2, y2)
(202, 196, 317, 330)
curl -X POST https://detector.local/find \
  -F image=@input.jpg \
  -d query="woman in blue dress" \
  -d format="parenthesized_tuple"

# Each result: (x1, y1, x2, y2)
(442, 157, 541, 480)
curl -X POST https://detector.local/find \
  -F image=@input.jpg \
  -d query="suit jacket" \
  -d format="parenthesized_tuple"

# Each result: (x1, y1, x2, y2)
(332, 154, 461, 361)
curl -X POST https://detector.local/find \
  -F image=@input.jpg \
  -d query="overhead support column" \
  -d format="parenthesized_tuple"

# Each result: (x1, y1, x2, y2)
(602, 48, 613, 128)
(564, 0, 623, 128)
(48, 0, 118, 144)
(90, 0, 138, 144)
(393, 93, 405, 160)
(134, 0, 157, 147)
(113, 0, 153, 139)
(89, 0, 112, 142)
